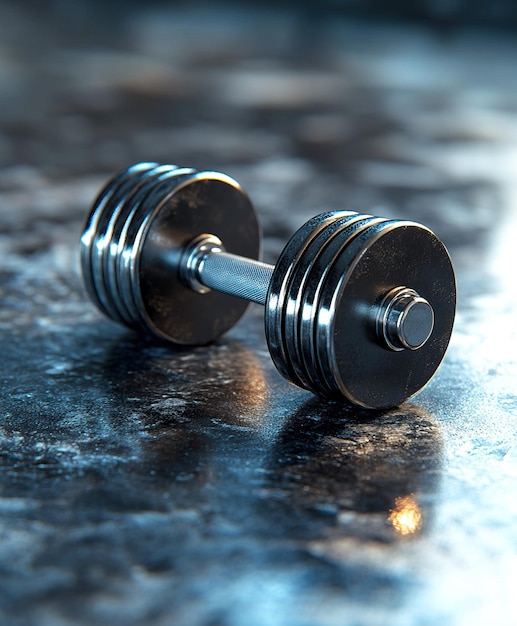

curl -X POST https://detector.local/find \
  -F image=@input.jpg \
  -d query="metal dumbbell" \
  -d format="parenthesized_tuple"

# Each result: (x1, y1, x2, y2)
(81, 162, 456, 409)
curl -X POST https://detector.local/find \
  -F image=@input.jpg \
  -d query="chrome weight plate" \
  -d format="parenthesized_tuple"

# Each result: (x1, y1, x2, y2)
(82, 166, 259, 345)
(320, 221, 456, 408)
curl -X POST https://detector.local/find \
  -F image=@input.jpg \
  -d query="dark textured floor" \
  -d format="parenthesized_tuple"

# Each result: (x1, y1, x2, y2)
(1, 3, 517, 625)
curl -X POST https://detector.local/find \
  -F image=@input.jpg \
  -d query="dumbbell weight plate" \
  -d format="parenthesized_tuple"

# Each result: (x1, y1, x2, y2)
(266, 215, 455, 409)
(264, 211, 356, 390)
(322, 221, 456, 408)
(137, 172, 260, 345)
(81, 161, 160, 323)
(82, 166, 260, 345)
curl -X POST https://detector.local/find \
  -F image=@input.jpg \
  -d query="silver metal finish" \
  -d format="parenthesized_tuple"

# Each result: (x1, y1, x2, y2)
(179, 234, 225, 295)
(81, 162, 456, 409)
(81, 163, 260, 345)
(265, 213, 455, 408)
(377, 286, 435, 352)
(180, 234, 274, 305)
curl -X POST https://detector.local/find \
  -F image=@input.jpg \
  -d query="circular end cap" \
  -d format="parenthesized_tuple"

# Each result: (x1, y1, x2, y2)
(379, 287, 435, 351)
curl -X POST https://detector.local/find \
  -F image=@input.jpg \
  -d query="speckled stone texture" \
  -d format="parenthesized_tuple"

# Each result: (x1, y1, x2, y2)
(1, 2, 517, 625)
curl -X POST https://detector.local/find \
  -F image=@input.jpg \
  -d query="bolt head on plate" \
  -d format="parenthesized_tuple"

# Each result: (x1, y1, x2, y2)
(378, 286, 435, 352)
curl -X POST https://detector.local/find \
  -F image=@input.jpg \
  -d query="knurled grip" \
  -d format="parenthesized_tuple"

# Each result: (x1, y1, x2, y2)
(197, 252, 274, 305)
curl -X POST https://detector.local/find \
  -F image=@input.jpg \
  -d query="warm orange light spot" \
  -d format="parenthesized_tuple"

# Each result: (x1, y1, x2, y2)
(389, 495, 422, 536)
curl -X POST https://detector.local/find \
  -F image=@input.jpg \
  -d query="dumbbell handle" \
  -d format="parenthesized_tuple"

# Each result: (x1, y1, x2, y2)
(180, 231, 435, 354)
(180, 234, 274, 305)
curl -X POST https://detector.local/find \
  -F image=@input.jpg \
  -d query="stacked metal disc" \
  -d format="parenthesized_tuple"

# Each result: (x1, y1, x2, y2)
(81, 163, 193, 328)
(80, 163, 260, 344)
(265, 212, 456, 408)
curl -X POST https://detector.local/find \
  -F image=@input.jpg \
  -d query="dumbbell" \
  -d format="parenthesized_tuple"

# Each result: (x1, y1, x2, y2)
(80, 162, 456, 409)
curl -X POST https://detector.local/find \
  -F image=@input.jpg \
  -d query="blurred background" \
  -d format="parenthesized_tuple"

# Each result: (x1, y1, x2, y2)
(1, 1, 517, 625)
(3, 0, 517, 262)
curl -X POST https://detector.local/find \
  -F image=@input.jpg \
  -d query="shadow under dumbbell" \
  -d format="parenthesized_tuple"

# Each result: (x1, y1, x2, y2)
(257, 399, 443, 542)
(15, 324, 272, 515)
(99, 327, 269, 424)
(45, 319, 441, 545)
